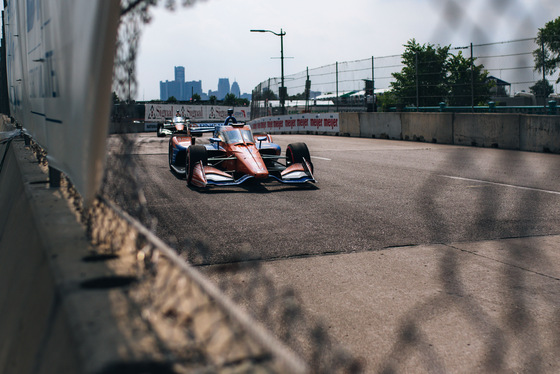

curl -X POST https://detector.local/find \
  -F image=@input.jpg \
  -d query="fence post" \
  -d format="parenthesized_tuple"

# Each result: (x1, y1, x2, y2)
(415, 52, 419, 112)
(470, 43, 474, 113)
(372, 56, 375, 95)
(336, 61, 339, 113)
(542, 40, 547, 109)
(372, 56, 377, 112)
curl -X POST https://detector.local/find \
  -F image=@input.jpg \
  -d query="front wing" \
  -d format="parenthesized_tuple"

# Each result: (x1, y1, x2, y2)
(189, 158, 316, 187)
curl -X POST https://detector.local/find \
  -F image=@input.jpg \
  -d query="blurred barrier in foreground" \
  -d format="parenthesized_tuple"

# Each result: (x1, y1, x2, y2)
(0, 132, 312, 373)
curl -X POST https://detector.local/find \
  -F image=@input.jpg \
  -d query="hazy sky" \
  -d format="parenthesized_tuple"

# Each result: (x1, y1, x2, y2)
(135, 0, 558, 100)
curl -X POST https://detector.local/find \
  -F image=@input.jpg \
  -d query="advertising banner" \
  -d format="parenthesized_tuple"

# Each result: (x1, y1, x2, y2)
(145, 104, 251, 123)
(5, 0, 120, 205)
(249, 113, 339, 134)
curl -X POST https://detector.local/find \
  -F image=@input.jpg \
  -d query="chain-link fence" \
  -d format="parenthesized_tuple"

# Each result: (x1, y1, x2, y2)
(105, 1, 364, 372)
(105, 1, 559, 373)
(251, 37, 559, 117)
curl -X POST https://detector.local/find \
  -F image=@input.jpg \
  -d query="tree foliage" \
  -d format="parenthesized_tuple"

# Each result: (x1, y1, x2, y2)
(391, 39, 492, 107)
(391, 39, 449, 107)
(533, 17, 560, 83)
(447, 51, 492, 106)
(222, 93, 249, 107)
(223, 93, 237, 106)
(529, 79, 554, 98)
(376, 91, 397, 112)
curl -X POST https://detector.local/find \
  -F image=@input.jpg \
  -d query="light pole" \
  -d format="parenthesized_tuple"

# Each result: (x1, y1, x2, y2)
(250, 29, 286, 115)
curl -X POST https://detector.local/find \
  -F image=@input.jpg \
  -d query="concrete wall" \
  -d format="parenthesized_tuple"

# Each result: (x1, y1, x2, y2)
(520, 115, 560, 153)
(454, 113, 521, 149)
(401, 112, 453, 144)
(359, 112, 401, 139)
(0, 139, 83, 374)
(337, 112, 560, 153)
(115, 112, 560, 155)
(339, 112, 360, 137)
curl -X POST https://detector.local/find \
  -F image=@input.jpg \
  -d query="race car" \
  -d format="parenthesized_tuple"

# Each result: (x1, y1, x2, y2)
(157, 116, 215, 137)
(167, 120, 315, 187)
(157, 116, 192, 137)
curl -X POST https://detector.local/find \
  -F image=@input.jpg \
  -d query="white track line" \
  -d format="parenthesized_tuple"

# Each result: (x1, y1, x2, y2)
(439, 175, 560, 196)
(311, 156, 331, 161)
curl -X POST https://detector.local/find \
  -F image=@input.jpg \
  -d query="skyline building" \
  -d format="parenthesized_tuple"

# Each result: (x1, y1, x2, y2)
(174, 66, 185, 83)
(231, 81, 240, 98)
(217, 78, 230, 100)
(159, 66, 251, 101)
(160, 65, 203, 101)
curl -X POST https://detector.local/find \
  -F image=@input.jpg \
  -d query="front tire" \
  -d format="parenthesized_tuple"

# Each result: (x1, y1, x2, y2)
(286, 142, 314, 173)
(157, 123, 165, 137)
(186, 145, 208, 186)
(168, 138, 174, 170)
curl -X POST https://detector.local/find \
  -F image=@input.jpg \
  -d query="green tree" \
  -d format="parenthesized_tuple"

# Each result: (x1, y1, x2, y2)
(529, 79, 554, 98)
(191, 93, 201, 102)
(236, 98, 250, 106)
(209, 95, 217, 104)
(224, 93, 237, 106)
(391, 39, 450, 107)
(533, 17, 560, 83)
(166, 96, 177, 103)
(376, 90, 398, 112)
(447, 51, 492, 106)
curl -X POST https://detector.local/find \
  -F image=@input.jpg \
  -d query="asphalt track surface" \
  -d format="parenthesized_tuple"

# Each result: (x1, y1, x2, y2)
(130, 133, 560, 265)
(118, 133, 560, 372)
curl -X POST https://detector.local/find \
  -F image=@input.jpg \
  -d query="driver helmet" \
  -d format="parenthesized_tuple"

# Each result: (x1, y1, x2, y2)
(227, 108, 234, 116)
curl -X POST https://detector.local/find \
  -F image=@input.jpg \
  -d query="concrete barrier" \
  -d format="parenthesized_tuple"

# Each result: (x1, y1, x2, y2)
(114, 113, 560, 155)
(358, 112, 402, 139)
(454, 113, 520, 149)
(401, 112, 454, 144)
(519, 114, 560, 153)
(0, 139, 83, 373)
(345, 111, 559, 154)
(339, 112, 360, 136)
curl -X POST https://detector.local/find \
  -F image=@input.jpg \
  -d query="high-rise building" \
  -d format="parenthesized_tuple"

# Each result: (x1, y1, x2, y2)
(231, 81, 240, 97)
(160, 68, 246, 101)
(217, 78, 230, 100)
(160, 66, 202, 101)
(185, 80, 203, 100)
(159, 81, 168, 100)
(174, 66, 185, 83)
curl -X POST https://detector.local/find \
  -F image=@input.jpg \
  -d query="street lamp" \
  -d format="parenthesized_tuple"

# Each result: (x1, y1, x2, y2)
(250, 29, 286, 115)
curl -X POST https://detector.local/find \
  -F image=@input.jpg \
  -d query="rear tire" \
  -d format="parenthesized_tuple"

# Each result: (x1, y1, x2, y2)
(286, 142, 314, 173)
(186, 145, 208, 185)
